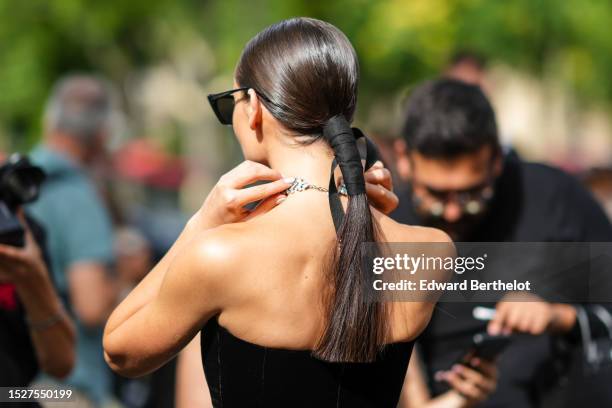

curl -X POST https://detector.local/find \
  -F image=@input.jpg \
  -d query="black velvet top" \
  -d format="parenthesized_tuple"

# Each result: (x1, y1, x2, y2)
(200, 318, 414, 407)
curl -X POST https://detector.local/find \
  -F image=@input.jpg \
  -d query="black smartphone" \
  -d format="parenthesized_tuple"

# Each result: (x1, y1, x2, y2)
(453, 333, 513, 367)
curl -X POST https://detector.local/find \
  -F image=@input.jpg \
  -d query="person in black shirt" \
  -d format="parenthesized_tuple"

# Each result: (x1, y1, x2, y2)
(0, 211, 76, 392)
(391, 79, 612, 407)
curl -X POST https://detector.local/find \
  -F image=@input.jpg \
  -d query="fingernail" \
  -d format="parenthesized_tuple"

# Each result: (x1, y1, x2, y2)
(276, 195, 287, 204)
(283, 177, 295, 184)
(452, 364, 462, 372)
(434, 371, 444, 381)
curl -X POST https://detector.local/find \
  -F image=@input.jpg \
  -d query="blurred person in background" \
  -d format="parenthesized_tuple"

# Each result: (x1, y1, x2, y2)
(399, 350, 497, 408)
(112, 226, 176, 408)
(393, 50, 489, 185)
(444, 51, 488, 87)
(391, 78, 612, 407)
(0, 217, 76, 406)
(27, 74, 118, 407)
(112, 227, 150, 408)
(0, 155, 75, 399)
(114, 227, 152, 301)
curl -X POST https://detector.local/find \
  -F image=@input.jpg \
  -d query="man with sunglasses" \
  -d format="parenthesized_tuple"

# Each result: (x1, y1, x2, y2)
(392, 79, 612, 407)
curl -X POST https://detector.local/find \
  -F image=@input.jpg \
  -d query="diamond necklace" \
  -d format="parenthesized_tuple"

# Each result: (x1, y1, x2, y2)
(285, 177, 348, 196)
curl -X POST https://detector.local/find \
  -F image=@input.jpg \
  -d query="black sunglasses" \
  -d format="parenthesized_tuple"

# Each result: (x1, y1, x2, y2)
(207, 87, 271, 125)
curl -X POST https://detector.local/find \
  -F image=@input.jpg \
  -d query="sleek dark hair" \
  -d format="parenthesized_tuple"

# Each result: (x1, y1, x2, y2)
(401, 78, 500, 158)
(236, 17, 386, 363)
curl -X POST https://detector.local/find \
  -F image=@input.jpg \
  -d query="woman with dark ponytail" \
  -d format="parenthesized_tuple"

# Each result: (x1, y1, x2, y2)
(104, 17, 450, 407)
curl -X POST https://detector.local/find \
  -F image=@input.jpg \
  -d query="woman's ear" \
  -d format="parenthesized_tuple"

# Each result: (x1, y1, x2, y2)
(246, 89, 262, 130)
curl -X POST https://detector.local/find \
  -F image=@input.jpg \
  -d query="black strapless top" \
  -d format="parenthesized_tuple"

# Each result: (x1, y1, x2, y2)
(200, 318, 414, 408)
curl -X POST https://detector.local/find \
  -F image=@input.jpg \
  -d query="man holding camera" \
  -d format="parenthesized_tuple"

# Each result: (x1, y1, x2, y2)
(0, 212, 76, 385)
(392, 79, 612, 407)
(27, 75, 118, 406)
(0, 155, 75, 408)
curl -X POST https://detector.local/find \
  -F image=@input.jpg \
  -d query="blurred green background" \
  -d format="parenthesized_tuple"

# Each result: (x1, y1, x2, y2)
(1, 0, 611, 209)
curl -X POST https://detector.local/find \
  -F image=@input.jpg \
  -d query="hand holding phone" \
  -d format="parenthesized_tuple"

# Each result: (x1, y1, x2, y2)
(454, 333, 513, 368)
(435, 352, 499, 404)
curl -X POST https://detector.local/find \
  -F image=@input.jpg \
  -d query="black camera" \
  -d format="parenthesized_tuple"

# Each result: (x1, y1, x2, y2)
(0, 154, 45, 246)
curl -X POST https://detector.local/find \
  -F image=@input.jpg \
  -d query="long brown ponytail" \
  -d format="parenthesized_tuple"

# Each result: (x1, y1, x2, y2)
(236, 17, 386, 362)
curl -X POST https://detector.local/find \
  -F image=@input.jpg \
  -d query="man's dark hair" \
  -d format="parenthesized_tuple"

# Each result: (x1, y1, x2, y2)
(401, 78, 500, 158)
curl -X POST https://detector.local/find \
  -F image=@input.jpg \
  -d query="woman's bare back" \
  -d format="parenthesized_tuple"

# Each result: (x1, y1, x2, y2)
(208, 191, 450, 350)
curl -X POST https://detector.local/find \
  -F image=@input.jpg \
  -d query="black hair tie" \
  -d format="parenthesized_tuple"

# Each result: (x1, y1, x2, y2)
(323, 115, 365, 196)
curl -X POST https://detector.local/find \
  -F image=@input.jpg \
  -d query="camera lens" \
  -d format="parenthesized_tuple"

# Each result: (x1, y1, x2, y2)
(5, 171, 37, 202)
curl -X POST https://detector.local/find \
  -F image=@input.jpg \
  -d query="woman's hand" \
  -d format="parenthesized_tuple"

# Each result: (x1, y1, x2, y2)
(104, 160, 292, 371)
(193, 159, 398, 230)
(195, 160, 294, 229)
(435, 358, 498, 407)
(364, 161, 398, 214)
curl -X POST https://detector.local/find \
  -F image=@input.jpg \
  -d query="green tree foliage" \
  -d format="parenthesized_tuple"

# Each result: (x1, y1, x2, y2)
(1, 0, 611, 149)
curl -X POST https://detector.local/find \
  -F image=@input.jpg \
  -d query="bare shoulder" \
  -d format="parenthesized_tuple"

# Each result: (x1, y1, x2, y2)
(181, 224, 240, 268)
(373, 208, 452, 244)
(169, 223, 257, 305)
(372, 210, 454, 342)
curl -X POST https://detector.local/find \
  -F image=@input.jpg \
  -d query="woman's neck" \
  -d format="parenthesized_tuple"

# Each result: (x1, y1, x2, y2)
(266, 137, 335, 189)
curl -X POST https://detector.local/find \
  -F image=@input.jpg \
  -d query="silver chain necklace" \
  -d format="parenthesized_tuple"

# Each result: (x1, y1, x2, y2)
(285, 177, 348, 196)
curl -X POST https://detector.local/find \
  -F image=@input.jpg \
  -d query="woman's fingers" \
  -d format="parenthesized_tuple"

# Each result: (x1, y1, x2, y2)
(363, 161, 398, 214)
(221, 160, 283, 188)
(200, 161, 291, 227)
(365, 182, 399, 214)
(206, 159, 396, 225)
(364, 166, 393, 191)
(244, 194, 287, 221)
(236, 178, 294, 208)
